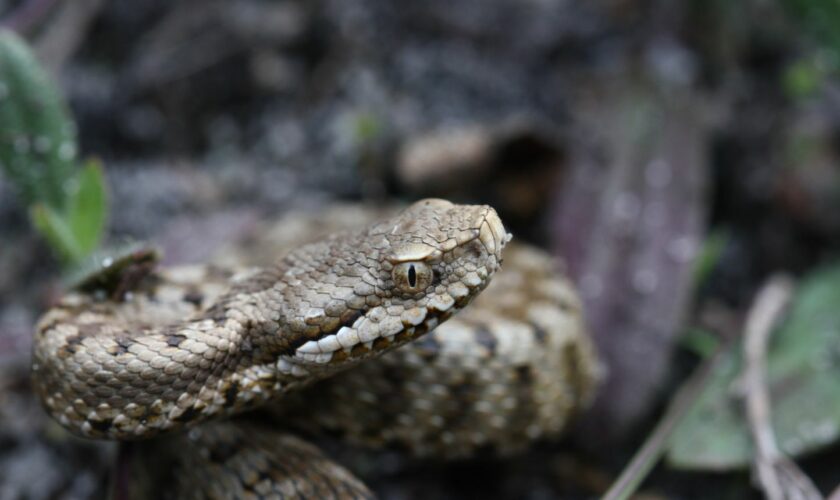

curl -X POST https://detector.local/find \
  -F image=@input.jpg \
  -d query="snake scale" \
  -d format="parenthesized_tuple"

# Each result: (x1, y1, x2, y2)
(31, 199, 600, 498)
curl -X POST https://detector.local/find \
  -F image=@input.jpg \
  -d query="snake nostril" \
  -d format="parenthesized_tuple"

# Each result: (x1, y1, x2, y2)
(486, 211, 508, 248)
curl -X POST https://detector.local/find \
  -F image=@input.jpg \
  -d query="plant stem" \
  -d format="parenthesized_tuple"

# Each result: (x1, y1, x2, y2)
(601, 343, 728, 500)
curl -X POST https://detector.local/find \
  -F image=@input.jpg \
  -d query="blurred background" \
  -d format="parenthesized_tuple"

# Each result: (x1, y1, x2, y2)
(2, 0, 840, 498)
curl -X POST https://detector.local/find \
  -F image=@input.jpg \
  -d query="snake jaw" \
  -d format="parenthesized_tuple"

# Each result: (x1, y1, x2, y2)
(281, 201, 510, 375)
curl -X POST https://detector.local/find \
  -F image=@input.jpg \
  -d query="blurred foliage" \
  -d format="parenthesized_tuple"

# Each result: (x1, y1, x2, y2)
(782, 56, 826, 99)
(783, 0, 840, 55)
(30, 161, 107, 265)
(0, 31, 75, 208)
(0, 30, 107, 266)
(668, 264, 840, 470)
(679, 327, 720, 359)
(353, 112, 383, 145)
(781, 0, 840, 100)
(692, 228, 730, 291)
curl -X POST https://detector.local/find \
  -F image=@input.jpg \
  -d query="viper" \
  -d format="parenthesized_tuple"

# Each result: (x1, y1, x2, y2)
(32, 199, 599, 498)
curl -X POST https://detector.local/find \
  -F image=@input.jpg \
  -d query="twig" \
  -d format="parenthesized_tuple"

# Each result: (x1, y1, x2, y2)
(742, 275, 822, 500)
(601, 341, 729, 500)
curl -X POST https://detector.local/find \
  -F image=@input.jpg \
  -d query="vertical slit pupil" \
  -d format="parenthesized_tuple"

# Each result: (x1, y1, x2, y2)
(408, 265, 417, 288)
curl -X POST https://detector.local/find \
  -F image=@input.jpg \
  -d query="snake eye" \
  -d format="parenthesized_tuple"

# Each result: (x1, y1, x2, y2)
(392, 261, 433, 293)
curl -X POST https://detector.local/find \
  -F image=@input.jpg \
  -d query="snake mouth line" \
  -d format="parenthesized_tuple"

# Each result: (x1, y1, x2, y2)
(278, 290, 476, 376)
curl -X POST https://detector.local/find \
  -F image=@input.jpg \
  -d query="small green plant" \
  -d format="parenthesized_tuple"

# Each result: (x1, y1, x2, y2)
(668, 263, 840, 469)
(0, 30, 107, 267)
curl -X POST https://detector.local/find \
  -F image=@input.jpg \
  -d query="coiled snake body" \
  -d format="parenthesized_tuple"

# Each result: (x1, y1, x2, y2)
(31, 200, 599, 498)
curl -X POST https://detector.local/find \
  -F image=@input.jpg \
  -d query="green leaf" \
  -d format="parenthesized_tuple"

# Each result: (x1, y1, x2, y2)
(67, 160, 107, 256)
(667, 264, 840, 470)
(30, 203, 83, 264)
(0, 30, 76, 210)
(0, 31, 110, 269)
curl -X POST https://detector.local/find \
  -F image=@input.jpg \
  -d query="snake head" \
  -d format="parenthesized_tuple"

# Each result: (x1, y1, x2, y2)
(277, 198, 510, 376)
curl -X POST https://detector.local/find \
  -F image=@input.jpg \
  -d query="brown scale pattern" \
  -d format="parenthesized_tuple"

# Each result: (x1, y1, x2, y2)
(274, 243, 601, 458)
(131, 421, 375, 500)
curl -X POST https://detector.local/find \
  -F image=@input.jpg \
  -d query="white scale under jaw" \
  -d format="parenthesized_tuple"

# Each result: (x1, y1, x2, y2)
(294, 304, 435, 357)
(280, 305, 447, 377)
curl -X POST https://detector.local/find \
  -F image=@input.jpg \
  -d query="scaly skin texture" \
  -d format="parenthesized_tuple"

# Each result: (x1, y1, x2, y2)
(216, 204, 601, 461)
(131, 422, 376, 500)
(32, 199, 509, 440)
(274, 243, 600, 458)
(31, 200, 602, 497)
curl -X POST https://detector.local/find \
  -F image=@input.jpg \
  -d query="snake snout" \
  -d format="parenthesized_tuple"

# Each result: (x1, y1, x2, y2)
(477, 207, 510, 263)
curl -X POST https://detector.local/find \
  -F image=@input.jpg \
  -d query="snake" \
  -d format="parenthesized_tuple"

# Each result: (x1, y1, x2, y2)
(31, 199, 600, 498)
